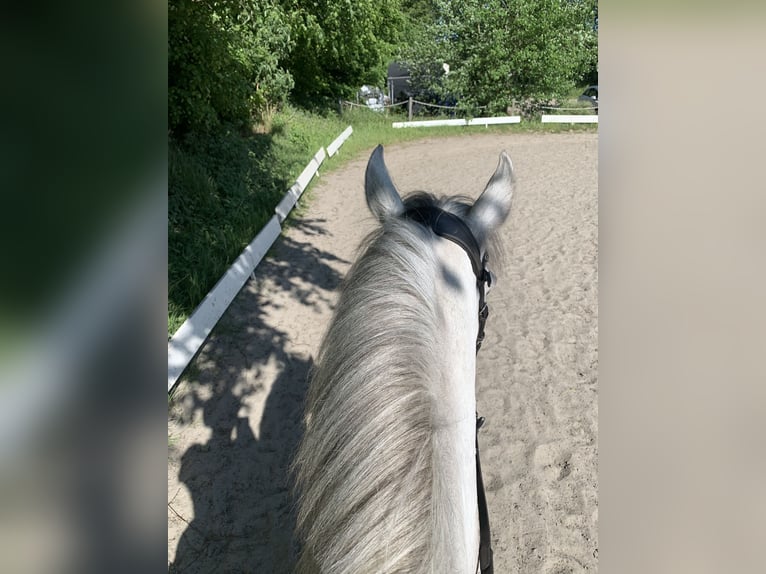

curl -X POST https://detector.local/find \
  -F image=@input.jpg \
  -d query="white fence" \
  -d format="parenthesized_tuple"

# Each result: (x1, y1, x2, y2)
(327, 126, 353, 156)
(393, 116, 521, 128)
(393, 114, 598, 128)
(382, 97, 597, 127)
(541, 114, 598, 124)
(168, 126, 353, 392)
(167, 216, 281, 390)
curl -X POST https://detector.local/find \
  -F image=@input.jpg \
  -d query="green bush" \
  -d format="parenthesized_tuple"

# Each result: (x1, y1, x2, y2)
(169, 0, 293, 136)
(401, 0, 598, 113)
(169, 128, 278, 330)
(280, 0, 405, 107)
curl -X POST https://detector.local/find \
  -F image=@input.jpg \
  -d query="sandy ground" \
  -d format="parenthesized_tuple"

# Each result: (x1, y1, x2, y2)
(168, 132, 598, 573)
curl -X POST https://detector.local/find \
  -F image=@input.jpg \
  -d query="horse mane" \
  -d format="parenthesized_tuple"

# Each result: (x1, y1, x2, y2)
(292, 192, 497, 573)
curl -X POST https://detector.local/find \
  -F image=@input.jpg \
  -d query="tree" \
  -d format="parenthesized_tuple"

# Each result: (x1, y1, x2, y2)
(168, 0, 293, 136)
(279, 0, 406, 106)
(402, 0, 598, 114)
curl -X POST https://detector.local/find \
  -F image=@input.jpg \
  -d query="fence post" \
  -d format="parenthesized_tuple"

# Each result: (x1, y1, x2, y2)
(338, 98, 343, 115)
(408, 97, 413, 121)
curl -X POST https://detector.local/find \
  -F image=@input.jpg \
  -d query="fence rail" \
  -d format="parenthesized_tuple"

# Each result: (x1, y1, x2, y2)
(393, 116, 521, 128)
(539, 105, 598, 112)
(344, 96, 598, 124)
(168, 126, 353, 393)
(541, 114, 598, 124)
(327, 125, 353, 156)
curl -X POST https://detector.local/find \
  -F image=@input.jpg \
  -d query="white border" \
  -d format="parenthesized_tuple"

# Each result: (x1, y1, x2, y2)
(168, 215, 282, 391)
(169, 127, 353, 392)
(274, 183, 302, 223)
(392, 116, 521, 128)
(392, 118, 467, 128)
(327, 126, 353, 156)
(541, 114, 599, 123)
(467, 116, 521, 126)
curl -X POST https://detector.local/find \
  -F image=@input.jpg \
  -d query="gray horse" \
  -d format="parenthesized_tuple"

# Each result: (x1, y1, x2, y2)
(293, 145, 515, 573)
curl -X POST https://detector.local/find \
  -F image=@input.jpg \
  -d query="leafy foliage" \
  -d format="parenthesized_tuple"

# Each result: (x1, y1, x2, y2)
(168, 0, 293, 135)
(279, 0, 406, 106)
(401, 0, 598, 114)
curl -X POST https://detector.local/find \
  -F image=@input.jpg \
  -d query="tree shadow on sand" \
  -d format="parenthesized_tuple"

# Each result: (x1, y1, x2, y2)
(168, 218, 349, 573)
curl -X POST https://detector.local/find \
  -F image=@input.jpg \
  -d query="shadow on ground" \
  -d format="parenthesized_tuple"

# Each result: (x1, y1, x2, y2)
(168, 218, 348, 573)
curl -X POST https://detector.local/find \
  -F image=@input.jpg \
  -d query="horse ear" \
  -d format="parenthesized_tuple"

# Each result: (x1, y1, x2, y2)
(365, 145, 404, 221)
(468, 151, 515, 243)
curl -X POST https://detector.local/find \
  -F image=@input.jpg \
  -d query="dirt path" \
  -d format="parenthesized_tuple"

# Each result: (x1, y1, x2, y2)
(168, 132, 598, 573)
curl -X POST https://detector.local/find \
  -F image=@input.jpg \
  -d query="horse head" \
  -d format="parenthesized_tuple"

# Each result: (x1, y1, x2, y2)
(295, 145, 515, 574)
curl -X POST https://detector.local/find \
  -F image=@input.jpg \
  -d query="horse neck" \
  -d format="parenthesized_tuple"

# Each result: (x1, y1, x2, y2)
(430, 238, 480, 574)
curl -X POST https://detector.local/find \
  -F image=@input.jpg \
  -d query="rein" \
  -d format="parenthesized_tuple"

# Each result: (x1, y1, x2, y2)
(402, 205, 495, 574)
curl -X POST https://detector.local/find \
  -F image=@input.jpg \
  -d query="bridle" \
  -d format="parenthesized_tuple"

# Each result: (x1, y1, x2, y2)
(402, 205, 495, 574)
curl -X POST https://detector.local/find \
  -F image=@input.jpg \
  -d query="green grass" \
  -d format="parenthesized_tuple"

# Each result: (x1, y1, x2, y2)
(168, 108, 348, 335)
(168, 105, 596, 336)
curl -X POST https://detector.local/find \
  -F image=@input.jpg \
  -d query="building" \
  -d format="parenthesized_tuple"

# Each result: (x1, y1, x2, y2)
(386, 62, 411, 104)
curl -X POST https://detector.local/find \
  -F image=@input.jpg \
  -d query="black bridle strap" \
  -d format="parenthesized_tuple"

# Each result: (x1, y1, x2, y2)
(401, 206, 491, 352)
(401, 205, 483, 276)
(402, 205, 494, 574)
(476, 417, 493, 574)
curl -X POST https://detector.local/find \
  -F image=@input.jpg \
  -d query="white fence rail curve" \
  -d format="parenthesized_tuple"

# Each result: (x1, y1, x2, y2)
(168, 126, 352, 393)
(541, 114, 599, 124)
(327, 126, 353, 156)
(468, 116, 521, 126)
(167, 216, 281, 391)
(393, 114, 600, 128)
(296, 151, 324, 192)
(392, 117, 523, 129)
(275, 183, 302, 223)
(392, 118, 467, 128)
